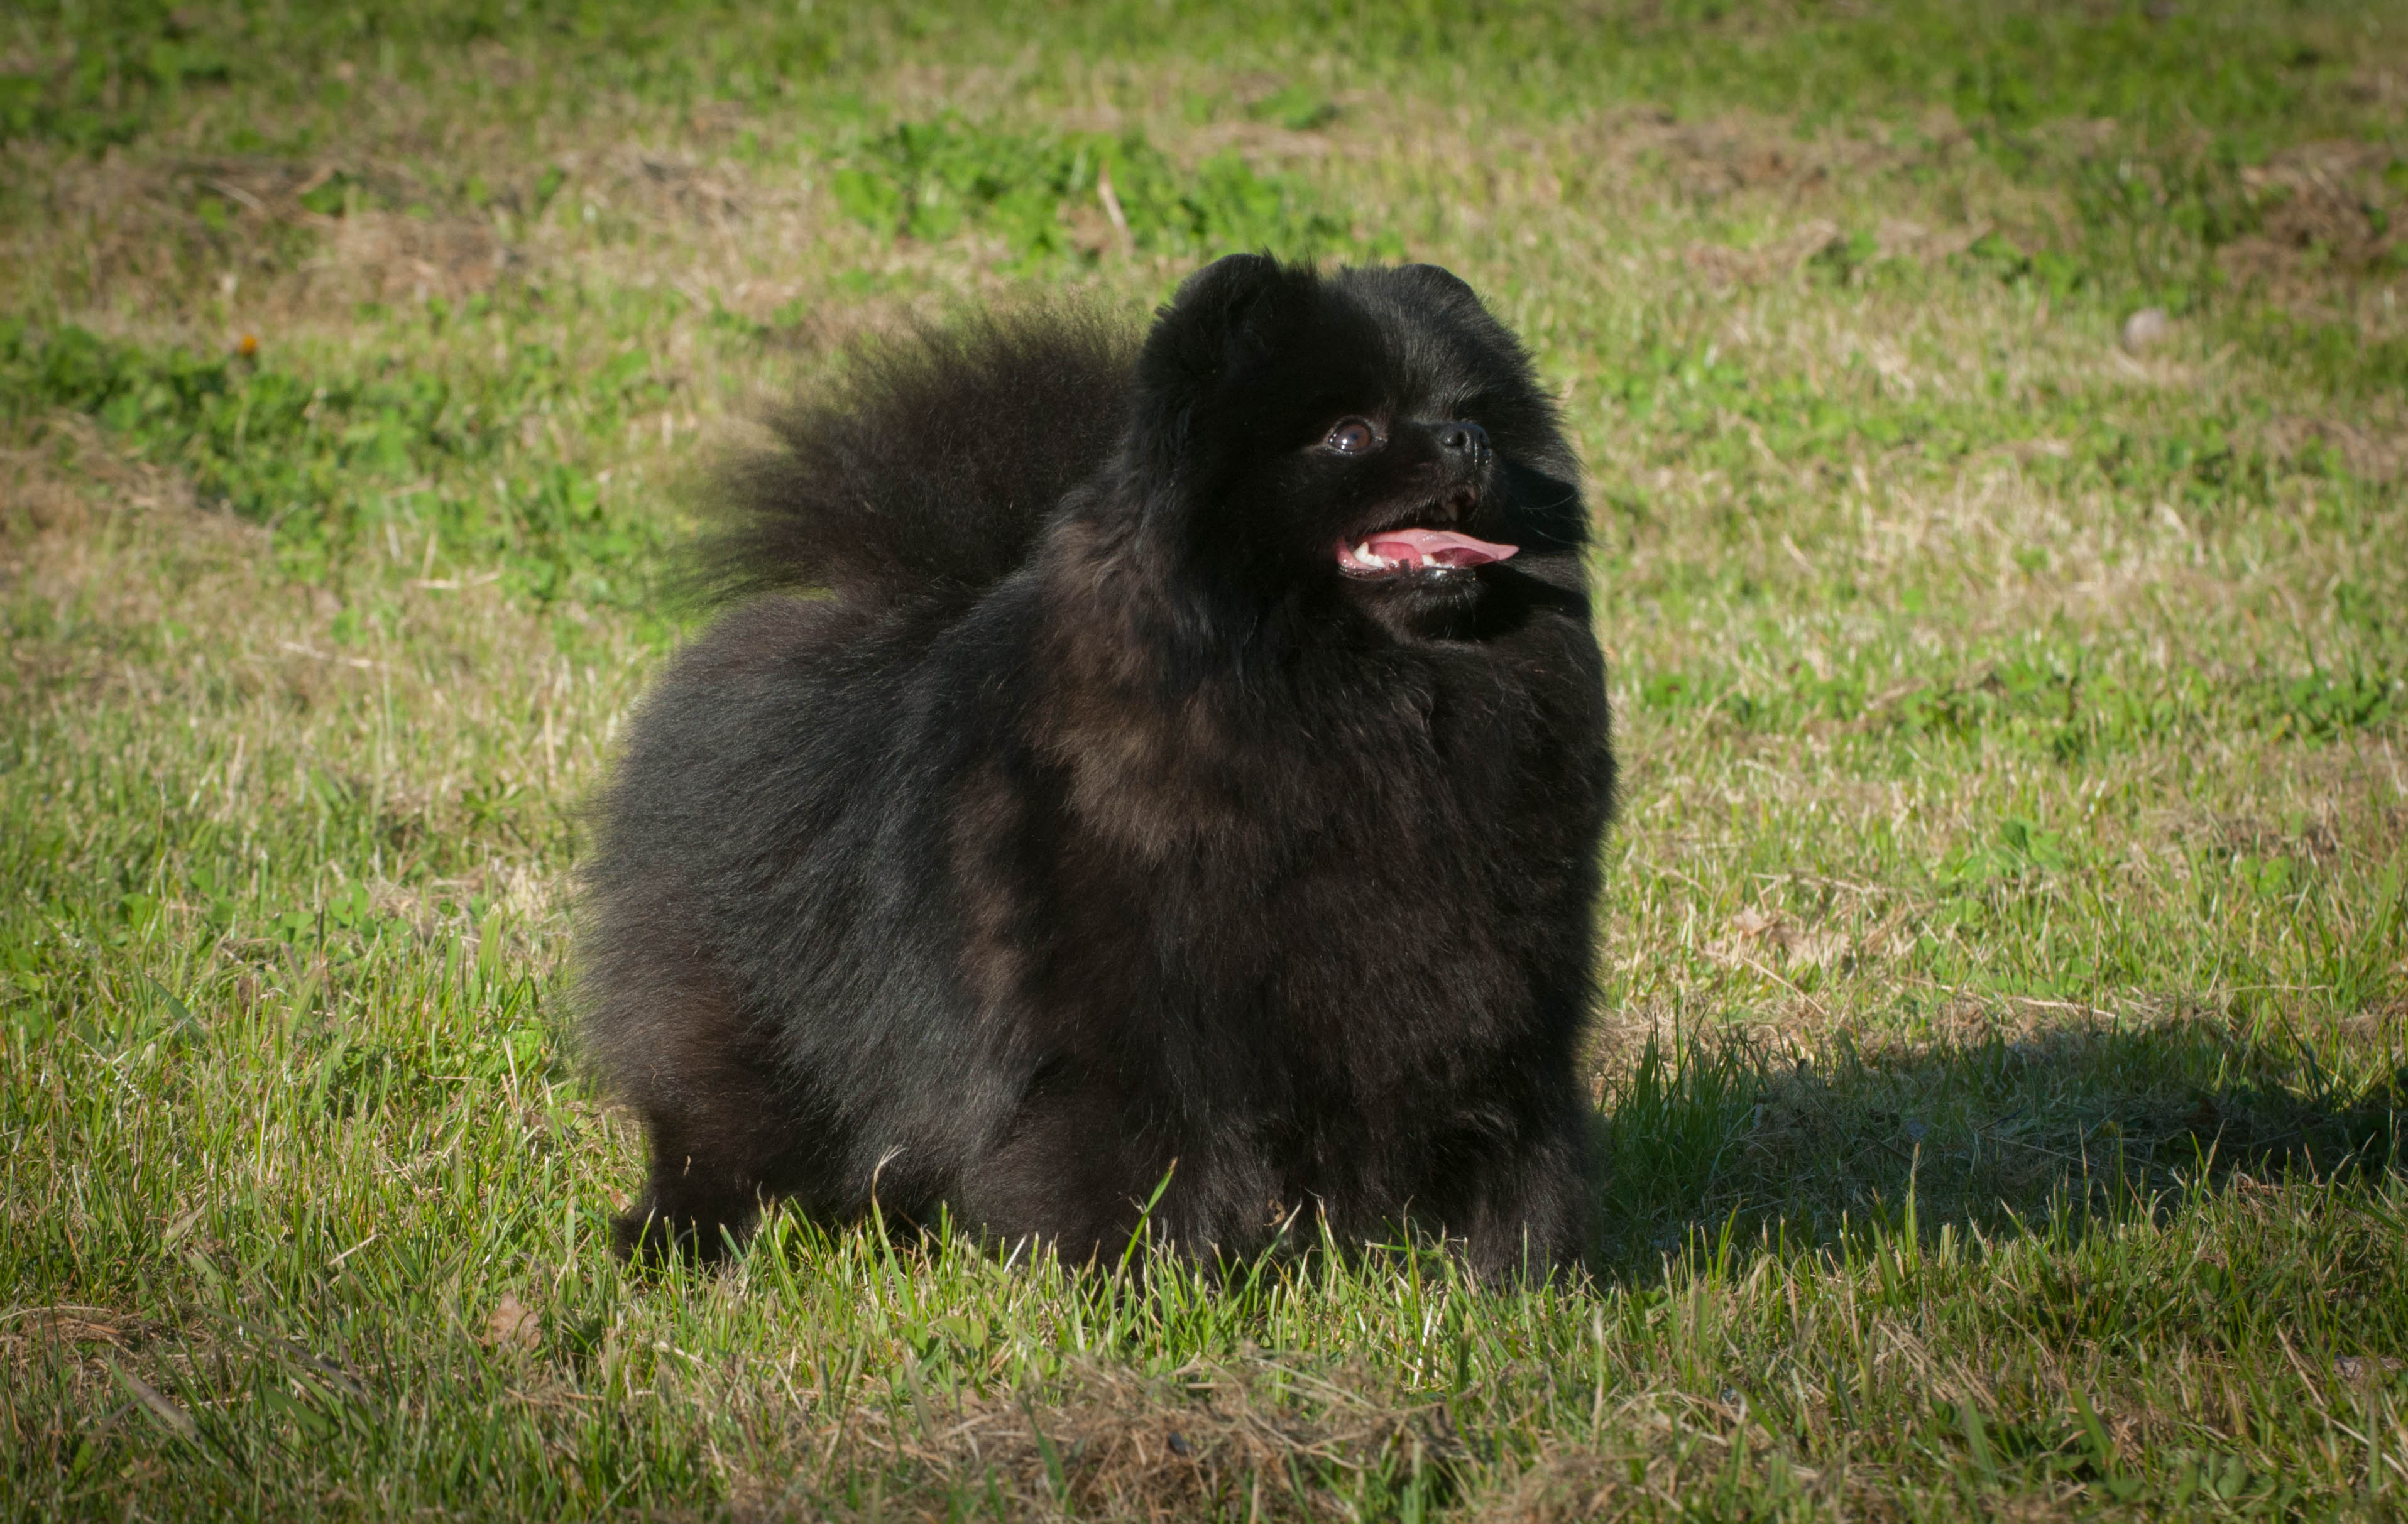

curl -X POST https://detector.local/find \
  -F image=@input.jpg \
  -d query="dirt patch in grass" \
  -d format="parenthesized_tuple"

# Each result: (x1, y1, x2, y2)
(720, 1357, 1463, 1522)
(308, 212, 512, 306)
(2223, 141, 2405, 286)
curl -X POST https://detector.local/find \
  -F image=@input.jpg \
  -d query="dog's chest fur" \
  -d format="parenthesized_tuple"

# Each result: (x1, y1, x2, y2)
(944, 523, 1608, 1172)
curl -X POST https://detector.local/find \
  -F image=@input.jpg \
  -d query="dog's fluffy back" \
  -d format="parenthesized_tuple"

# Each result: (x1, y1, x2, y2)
(580, 315, 1134, 1251)
(694, 313, 1132, 608)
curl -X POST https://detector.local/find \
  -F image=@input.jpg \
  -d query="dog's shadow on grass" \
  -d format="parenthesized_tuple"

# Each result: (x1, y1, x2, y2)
(1587, 1009, 2406, 1280)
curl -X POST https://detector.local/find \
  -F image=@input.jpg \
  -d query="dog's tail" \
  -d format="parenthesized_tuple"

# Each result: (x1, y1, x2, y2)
(694, 310, 1132, 607)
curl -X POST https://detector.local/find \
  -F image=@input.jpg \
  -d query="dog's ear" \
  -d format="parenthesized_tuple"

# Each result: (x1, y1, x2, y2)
(1391, 263, 1480, 305)
(1136, 253, 1307, 405)
(1129, 254, 1312, 481)
(1379, 263, 1513, 339)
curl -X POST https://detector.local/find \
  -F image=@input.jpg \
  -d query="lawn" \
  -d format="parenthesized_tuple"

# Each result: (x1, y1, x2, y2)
(3, 1, 2405, 1517)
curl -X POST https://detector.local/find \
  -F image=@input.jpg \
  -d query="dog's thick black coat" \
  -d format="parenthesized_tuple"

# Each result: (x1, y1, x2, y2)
(581, 256, 1614, 1278)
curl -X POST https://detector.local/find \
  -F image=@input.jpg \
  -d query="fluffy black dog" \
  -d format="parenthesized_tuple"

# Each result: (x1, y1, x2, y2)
(581, 254, 1614, 1279)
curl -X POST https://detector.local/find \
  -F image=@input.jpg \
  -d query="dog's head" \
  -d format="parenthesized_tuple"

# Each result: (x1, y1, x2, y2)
(1122, 254, 1584, 639)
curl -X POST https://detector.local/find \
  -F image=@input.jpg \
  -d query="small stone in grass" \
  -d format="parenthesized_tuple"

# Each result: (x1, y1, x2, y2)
(486, 1293, 540, 1351)
(2121, 308, 2172, 354)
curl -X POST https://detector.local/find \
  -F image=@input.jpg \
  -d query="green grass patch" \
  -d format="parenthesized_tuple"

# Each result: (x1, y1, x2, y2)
(828, 116, 1386, 267)
(0, 315, 674, 608)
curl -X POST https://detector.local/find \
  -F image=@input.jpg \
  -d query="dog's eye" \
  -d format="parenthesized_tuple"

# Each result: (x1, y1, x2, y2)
(1324, 418, 1380, 455)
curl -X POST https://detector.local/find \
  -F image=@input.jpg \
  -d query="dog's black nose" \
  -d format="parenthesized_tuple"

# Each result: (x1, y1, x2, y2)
(1437, 421, 1489, 464)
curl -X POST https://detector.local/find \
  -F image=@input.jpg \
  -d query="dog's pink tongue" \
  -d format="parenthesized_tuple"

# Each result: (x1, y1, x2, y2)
(1364, 529, 1519, 567)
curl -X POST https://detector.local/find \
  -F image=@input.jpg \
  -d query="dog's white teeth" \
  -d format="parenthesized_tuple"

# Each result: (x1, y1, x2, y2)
(1354, 542, 1381, 567)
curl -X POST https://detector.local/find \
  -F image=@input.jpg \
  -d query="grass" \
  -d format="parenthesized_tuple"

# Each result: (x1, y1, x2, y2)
(4, 0, 2407, 1516)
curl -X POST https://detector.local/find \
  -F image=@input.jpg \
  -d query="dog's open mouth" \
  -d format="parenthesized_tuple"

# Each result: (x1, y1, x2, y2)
(1336, 527, 1519, 578)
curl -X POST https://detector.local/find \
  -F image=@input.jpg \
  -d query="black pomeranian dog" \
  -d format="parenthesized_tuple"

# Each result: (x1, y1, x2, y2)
(580, 254, 1614, 1279)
